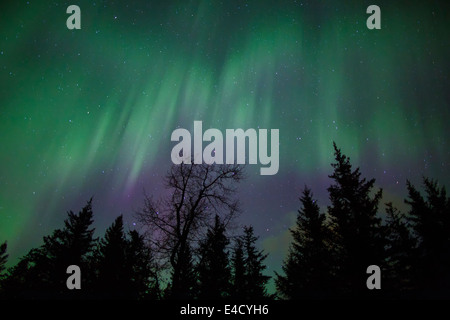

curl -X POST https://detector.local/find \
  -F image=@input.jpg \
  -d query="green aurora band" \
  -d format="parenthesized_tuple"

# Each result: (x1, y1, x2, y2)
(0, 1, 449, 283)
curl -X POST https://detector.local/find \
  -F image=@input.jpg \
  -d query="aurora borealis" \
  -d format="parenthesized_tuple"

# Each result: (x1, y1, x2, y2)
(0, 0, 449, 290)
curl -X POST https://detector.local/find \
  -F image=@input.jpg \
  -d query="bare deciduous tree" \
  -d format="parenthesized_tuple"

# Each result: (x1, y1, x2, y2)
(135, 162, 245, 298)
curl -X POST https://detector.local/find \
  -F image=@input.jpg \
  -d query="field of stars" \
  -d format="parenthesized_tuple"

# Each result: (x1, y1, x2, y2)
(0, 0, 449, 290)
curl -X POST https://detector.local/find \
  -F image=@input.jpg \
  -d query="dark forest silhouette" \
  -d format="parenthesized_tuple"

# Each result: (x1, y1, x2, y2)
(275, 143, 450, 299)
(0, 143, 449, 299)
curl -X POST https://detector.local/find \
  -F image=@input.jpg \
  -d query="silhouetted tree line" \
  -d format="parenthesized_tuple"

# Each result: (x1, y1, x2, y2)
(0, 201, 160, 299)
(0, 143, 449, 299)
(0, 204, 270, 300)
(276, 143, 450, 299)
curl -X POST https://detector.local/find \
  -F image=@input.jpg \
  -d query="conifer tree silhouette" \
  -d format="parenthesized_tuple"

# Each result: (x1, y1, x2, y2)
(0, 242, 7, 276)
(94, 215, 130, 299)
(43, 198, 97, 297)
(230, 238, 246, 299)
(126, 230, 160, 299)
(241, 226, 271, 299)
(0, 248, 43, 298)
(0, 241, 8, 296)
(405, 178, 450, 297)
(1, 200, 97, 298)
(384, 202, 416, 295)
(197, 215, 232, 299)
(92, 215, 160, 299)
(276, 187, 332, 299)
(327, 143, 385, 297)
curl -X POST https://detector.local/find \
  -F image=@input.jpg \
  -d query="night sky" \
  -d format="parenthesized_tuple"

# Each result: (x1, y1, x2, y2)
(1, 0, 449, 291)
